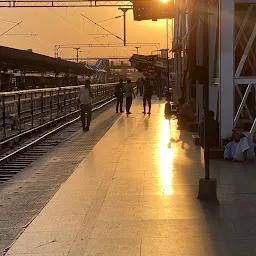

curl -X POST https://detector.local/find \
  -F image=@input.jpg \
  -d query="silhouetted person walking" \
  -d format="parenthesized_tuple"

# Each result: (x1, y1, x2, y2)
(143, 78, 153, 114)
(136, 78, 143, 96)
(123, 79, 135, 114)
(114, 79, 124, 113)
(79, 78, 93, 131)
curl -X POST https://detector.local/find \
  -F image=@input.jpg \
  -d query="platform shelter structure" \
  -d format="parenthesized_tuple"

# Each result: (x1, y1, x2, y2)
(172, 0, 256, 142)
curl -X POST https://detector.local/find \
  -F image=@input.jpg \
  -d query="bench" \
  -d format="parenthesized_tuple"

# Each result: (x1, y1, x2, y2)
(192, 134, 200, 145)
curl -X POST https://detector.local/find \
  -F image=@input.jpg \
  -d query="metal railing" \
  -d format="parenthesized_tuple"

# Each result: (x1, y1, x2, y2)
(0, 83, 116, 141)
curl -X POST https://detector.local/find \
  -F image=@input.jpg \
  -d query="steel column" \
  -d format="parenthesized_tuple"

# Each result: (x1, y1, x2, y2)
(208, 0, 218, 116)
(219, 0, 234, 140)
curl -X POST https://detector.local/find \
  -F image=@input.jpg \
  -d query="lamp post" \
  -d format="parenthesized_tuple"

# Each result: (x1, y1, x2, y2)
(118, 8, 132, 46)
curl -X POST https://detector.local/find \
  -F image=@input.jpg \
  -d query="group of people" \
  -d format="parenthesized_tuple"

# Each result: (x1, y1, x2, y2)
(78, 77, 153, 131)
(114, 78, 153, 115)
(78, 78, 256, 164)
(174, 97, 256, 163)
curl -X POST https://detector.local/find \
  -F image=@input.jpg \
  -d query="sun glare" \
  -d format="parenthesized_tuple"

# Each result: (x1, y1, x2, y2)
(158, 113, 176, 196)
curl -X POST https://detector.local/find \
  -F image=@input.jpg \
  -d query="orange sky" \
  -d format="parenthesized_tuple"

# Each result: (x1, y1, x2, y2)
(0, 7, 173, 59)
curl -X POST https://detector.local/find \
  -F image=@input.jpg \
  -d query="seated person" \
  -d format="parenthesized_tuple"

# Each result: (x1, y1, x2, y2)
(224, 132, 240, 161)
(176, 98, 195, 129)
(224, 130, 255, 162)
(198, 111, 219, 148)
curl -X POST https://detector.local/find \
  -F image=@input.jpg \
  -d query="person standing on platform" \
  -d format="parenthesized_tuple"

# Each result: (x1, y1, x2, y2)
(79, 78, 93, 131)
(136, 78, 143, 96)
(123, 79, 135, 114)
(114, 79, 124, 113)
(143, 77, 153, 114)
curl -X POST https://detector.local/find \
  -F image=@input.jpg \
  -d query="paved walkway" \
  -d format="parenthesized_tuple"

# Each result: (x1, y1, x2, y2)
(5, 99, 256, 256)
(0, 101, 120, 254)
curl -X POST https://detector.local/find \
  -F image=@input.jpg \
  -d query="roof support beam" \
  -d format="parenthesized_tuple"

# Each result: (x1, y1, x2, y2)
(0, 0, 133, 8)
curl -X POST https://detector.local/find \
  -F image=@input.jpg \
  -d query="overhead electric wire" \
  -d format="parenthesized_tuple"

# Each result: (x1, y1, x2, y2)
(4, 33, 38, 37)
(0, 21, 23, 37)
(66, 7, 102, 43)
(80, 13, 123, 42)
(0, 18, 17, 23)
(97, 15, 122, 23)
(48, 8, 83, 33)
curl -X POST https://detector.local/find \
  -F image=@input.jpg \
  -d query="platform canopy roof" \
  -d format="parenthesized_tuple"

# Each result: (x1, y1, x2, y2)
(0, 46, 94, 75)
(129, 54, 168, 74)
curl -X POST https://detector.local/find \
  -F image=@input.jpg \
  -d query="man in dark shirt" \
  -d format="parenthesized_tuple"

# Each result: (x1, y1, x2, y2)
(114, 79, 124, 113)
(199, 110, 219, 148)
(143, 78, 153, 114)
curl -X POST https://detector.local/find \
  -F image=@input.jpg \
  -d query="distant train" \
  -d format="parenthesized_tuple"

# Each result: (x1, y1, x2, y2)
(0, 71, 81, 91)
(0, 71, 122, 92)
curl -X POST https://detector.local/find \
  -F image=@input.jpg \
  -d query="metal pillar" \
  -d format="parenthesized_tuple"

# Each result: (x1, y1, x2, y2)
(173, 0, 182, 101)
(208, 0, 219, 117)
(203, 0, 210, 180)
(196, 12, 204, 121)
(219, 0, 234, 141)
(166, 19, 170, 97)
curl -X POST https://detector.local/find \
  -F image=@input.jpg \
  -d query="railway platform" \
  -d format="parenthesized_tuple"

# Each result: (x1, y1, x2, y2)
(3, 99, 256, 256)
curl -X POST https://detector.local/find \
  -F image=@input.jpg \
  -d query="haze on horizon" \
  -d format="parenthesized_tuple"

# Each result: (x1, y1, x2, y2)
(0, 6, 173, 59)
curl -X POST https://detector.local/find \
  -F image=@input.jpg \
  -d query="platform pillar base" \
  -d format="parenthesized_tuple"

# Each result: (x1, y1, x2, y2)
(197, 178, 218, 201)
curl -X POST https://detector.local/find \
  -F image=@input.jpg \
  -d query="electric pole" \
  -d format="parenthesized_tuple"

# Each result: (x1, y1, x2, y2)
(118, 8, 132, 46)
(135, 46, 140, 54)
(73, 47, 80, 63)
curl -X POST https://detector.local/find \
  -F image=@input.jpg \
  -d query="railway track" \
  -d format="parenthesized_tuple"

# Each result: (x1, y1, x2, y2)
(0, 96, 116, 184)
